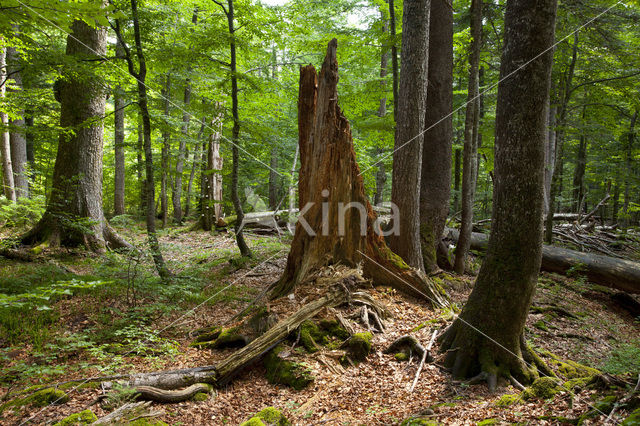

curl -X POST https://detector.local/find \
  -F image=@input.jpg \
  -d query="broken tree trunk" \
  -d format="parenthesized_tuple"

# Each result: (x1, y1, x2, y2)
(269, 39, 447, 307)
(445, 228, 640, 294)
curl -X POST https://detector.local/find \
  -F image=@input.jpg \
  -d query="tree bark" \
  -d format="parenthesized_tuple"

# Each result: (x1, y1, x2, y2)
(454, 0, 482, 274)
(389, 0, 430, 270)
(21, 14, 130, 252)
(453, 147, 461, 213)
(545, 32, 579, 243)
(0, 45, 16, 202)
(223, 0, 252, 257)
(374, 14, 388, 207)
(268, 145, 279, 210)
(136, 120, 145, 217)
(420, 0, 453, 272)
(543, 101, 557, 215)
(160, 74, 171, 228)
(439, 0, 557, 387)
(199, 110, 223, 231)
(6, 44, 29, 199)
(113, 38, 126, 216)
(271, 40, 446, 307)
(185, 118, 204, 219)
(173, 80, 192, 224)
(622, 109, 638, 228)
(388, 0, 399, 122)
(572, 105, 588, 213)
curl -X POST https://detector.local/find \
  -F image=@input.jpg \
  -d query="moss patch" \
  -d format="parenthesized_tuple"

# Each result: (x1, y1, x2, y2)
(128, 419, 168, 426)
(494, 393, 520, 407)
(395, 352, 409, 362)
(523, 377, 562, 400)
(621, 408, 640, 425)
(53, 409, 97, 425)
(299, 320, 325, 353)
(577, 395, 617, 425)
(340, 332, 372, 364)
(192, 326, 247, 350)
(192, 392, 209, 402)
(1, 387, 70, 412)
(400, 417, 438, 426)
(264, 345, 314, 390)
(240, 407, 291, 426)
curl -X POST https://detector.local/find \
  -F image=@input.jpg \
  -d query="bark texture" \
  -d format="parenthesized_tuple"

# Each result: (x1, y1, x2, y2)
(454, 0, 482, 274)
(420, 0, 453, 272)
(271, 40, 446, 308)
(6, 45, 28, 199)
(113, 39, 126, 216)
(160, 74, 171, 228)
(22, 17, 129, 252)
(389, 0, 430, 270)
(199, 110, 223, 231)
(440, 0, 557, 386)
(0, 45, 16, 202)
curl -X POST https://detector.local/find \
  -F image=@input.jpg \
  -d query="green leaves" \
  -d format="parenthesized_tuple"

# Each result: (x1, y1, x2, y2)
(0, 279, 111, 311)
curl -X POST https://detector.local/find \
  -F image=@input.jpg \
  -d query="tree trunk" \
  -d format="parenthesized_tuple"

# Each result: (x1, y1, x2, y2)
(388, 0, 399, 122)
(572, 105, 588, 213)
(454, 0, 482, 274)
(287, 143, 299, 232)
(173, 80, 192, 224)
(268, 145, 279, 210)
(420, 0, 453, 272)
(6, 44, 29, 199)
(453, 147, 461, 213)
(21, 16, 130, 253)
(389, 0, 430, 270)
(439, 0, 557, 388)
(113, 39, 126, 216)
(374, 148, 386, 206)
(545, 32, 579, 243)
(543, 101, 557, 215)
(374, 18, 388, 207)
(0, 45, 16, 202)
(270, 40, 446, 307)
(224, 0, 252, 257)
(199, 111, 223, 231)
(160, 74, 171, 228)
(137, 120, 145, 217)
(185, 118, 204, 219)
(622, 110, 638, 228)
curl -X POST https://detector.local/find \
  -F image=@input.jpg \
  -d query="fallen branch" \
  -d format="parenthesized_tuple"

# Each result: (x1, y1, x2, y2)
(409, 330, 438, 392)
(134, 383, 212, 403)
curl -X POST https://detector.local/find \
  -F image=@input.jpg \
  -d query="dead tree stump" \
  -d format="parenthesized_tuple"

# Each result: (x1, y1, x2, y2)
(270, 39, 446, 308)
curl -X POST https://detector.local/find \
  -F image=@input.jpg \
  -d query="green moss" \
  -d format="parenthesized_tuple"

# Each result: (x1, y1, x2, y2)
(299, 320, 325, 353)
(495, 393, 520, 407)
(240, 407, 291, 426)
(558, 359, 600, 379)
(318, 319, 350, 340)
(563, 376, 595, 392)
(621, 408, 640, 425)
(341, 332, 372, 363)
(1, 387, 71, 411)
(192, 392, 209, 402)
(395, 352, 409, 362)
(264, 345, 314, 390)
(533, 320, 549, 332)
(400, 417, 438, 426)
(477, 419, 499, 426)
(523, 377, 561, 400)
(577, 395, 617, 425)
(53, 409, 98, 425)
(191, 326, 222, 344)
(200, 326, 246, 349)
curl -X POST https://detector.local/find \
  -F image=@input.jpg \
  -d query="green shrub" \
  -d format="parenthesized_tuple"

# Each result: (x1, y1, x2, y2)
(0, 196, 45, 228)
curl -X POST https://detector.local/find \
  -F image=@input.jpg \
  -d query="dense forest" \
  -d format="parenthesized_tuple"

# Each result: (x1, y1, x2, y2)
(1, 0, 640, 424)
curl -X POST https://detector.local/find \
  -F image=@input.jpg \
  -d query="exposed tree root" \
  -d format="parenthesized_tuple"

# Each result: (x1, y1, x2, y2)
(133, 383, 212, 403)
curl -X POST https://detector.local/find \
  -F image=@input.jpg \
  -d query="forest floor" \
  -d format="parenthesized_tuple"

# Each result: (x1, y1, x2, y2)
(1, 219, 639, 425)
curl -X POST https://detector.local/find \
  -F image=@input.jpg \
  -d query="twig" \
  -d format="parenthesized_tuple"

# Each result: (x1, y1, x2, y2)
(410, 330, 438, 392)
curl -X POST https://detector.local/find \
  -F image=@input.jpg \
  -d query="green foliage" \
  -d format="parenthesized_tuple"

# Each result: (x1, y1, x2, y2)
(0, 279, 110, 311)
(600, 339, 640, 375)
(0, 196, 45, 228)
(240, 407, 291, 426)
(52, 409, 98, 426)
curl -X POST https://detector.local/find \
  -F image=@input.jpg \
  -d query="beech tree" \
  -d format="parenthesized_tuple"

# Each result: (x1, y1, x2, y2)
(389, 0, 430, 270)
(6, 44, 28, 199)
(419, 0, 453, 272)
(439, 0, 558, 388)
(0, 45, 16, 202)
(22, 17, 129, 252)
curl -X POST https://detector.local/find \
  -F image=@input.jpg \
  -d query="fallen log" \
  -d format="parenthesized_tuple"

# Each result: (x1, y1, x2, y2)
(445, 228, 640, 294)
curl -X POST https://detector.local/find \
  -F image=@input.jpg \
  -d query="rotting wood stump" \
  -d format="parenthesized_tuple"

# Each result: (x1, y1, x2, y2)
(270, 39, 447, 308)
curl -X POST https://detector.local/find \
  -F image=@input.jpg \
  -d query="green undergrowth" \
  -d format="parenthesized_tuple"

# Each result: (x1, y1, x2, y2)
(240, 406, 291, 426)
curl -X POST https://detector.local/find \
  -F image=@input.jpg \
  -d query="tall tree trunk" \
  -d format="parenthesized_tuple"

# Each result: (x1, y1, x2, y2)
(223, 0, 252, 257)
(160, 74, 171, 228)
(185, 118, 204, 218)
(374, 148, 386, 206)
(623, 109, 638, 228)
(545, 32, 579, 243)
(287, 143, 299, 232)
(271, 40, 446, 308)
(200, 111, 223, 231)
(6, 44, 29, 199)
(454, 0, 482, 274)
(453, 147, 461, 213)
(24, 112, 34, 184)
(137, 120, 145, 216)
(572, 105, 588, 213)
(21, 14, 129, 252)
(420, 0, 453, 272)
(268, 145, 279, 210)
(543, 101, 557, 215)
(0, 45, 16, 202)
(374, 15, 388, 207)
(173, 80, 191, 224)
(388, 0, 399, 122)
(440, 0, 558, 388)
(113, 38, 126, 216)
(389, 0, 430, 270)
(115, 0, 170, 277)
